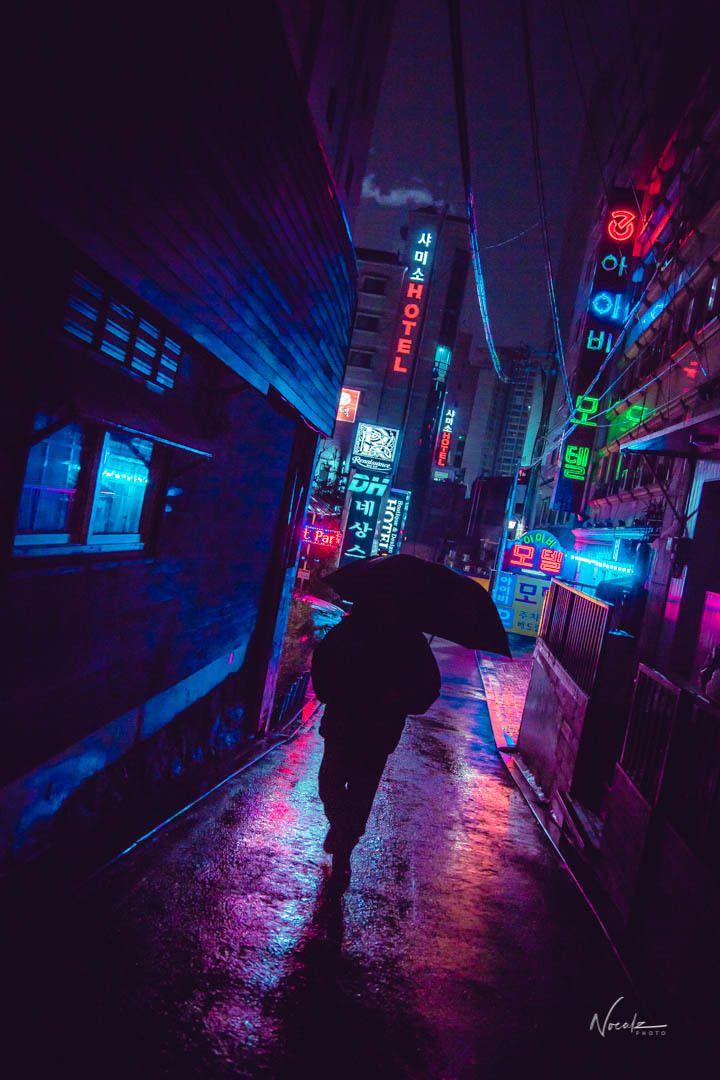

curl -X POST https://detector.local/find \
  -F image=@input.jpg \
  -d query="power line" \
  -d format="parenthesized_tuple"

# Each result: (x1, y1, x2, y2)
(447, 0, 510, 384)
(520, 0, 574, 411)
(482, 220, 540, 250)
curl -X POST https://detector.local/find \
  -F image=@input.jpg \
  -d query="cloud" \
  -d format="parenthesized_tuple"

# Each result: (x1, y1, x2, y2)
(361, 173, 442, 209)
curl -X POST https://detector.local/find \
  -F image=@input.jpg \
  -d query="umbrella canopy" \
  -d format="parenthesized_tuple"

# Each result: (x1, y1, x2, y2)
(324, 554, 511, 656)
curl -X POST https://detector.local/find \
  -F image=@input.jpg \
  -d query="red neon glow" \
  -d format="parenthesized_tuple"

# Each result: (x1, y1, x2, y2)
(607, 209, 637, 243)
(391, 279, 428, 376)
(302, 525, 342, 548)
(436, 431, 452, 467)
(336, 388, 360, 423)
(538, 548, 564, 575)
(508, 543, 534, 569)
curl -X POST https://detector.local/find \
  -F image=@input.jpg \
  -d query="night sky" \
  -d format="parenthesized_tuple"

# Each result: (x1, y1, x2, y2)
(355, 0, 628, 352)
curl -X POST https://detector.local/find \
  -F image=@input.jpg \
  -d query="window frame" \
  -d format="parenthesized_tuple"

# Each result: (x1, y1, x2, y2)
(13, 417, 166, 558)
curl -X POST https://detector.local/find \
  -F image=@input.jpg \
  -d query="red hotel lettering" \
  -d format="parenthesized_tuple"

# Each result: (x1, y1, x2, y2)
(393, 279, 428, 373)
(437, 430, 452, 466)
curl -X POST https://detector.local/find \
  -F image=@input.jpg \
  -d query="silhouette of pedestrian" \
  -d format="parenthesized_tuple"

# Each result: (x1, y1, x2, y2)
(310, 593, 441, 885)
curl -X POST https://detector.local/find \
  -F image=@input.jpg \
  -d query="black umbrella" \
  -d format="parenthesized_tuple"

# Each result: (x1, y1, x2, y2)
(324, 554, 511, 656)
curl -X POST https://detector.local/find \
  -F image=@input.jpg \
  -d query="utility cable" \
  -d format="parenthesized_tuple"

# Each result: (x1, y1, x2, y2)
(520, 0, 574, 411)
(447, 0, 510, 384)
(482, 220, 540, 250)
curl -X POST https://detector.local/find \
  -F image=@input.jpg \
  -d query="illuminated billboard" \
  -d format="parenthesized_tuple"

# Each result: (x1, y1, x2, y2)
(302, 523, 342, 550)
(351, 423, 399, 475)
(501, 530, 565, 576)
(339, 472, 391, 564)
(375, 489, 411, 556)
(336, 387, 360, 424)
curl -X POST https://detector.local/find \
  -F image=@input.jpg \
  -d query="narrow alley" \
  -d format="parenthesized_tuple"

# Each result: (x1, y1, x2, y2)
(4, 644, 675, 1078)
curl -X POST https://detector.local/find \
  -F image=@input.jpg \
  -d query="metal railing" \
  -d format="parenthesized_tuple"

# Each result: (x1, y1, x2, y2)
(538, 580, 610, 694)
(662, 693, 720, 866)
(620, 664, 682, 804)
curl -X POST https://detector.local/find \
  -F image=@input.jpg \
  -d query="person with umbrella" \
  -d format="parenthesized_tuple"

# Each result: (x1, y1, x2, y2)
(311, 590, 441, 884)
(311, 555, 510, 886)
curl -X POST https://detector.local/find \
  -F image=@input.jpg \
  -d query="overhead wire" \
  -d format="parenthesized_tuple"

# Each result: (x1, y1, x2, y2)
(447, 0, 510, 384)
(520, 0, 574, 411)
(482, 220, 540, 249)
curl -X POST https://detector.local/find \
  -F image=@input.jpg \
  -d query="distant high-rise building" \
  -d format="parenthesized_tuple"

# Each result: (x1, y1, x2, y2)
(277, 1, 396, 230)
(470, 346, 542, 480)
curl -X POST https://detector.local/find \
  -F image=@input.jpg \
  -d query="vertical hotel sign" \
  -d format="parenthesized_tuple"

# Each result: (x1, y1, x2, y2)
(390, 223, 437, 377)
(553, 192, 637, 514)
(375, 489, 411, 556)
(339, 424, 399, 565)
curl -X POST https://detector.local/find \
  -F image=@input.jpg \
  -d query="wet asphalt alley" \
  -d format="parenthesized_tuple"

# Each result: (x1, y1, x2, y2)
(3, 641, 677, 1078)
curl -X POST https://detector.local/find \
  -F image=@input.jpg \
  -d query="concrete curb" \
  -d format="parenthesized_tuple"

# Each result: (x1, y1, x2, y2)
(83, 695, 324, 886)
(475, 650, 639, 996)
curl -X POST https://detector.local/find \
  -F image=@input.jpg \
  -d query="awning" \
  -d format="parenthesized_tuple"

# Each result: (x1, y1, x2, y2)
(620, 405, 720, 458)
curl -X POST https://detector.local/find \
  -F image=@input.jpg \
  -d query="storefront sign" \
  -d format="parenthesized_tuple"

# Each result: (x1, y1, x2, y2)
(375, 488, 411, 556)
(493, 571, 551, 637)
(501, 530, 565, 576)
(390, 224, 436, 376)
(302, 523, 342, 549)
(553, 190, 637, 515)
(336, 387, 361, 423)
(339, 471, 391, 564)
(351, 423, 399, 475)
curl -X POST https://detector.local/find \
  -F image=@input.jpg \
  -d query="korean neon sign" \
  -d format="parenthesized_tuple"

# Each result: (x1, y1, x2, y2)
(391, 226, 435, 376)
(339, 472, 391, 564)
(552, 191, 636, 514)
(436, 408, 456, 467)
(607, 209, 637, 243)
(501, 530, 565, 576)
(562, 442, 590, 481)
(336, 387, 360, 423)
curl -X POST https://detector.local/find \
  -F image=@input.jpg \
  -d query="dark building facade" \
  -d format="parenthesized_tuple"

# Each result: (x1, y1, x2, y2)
(0, 4, 392, 877)
(514, 1, 720, 1030)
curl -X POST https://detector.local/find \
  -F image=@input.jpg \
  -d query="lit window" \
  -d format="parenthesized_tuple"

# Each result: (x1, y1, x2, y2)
(89, 433, 154, 541)
(15, 419, 161, 555)
(16, 419, 84, 541)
